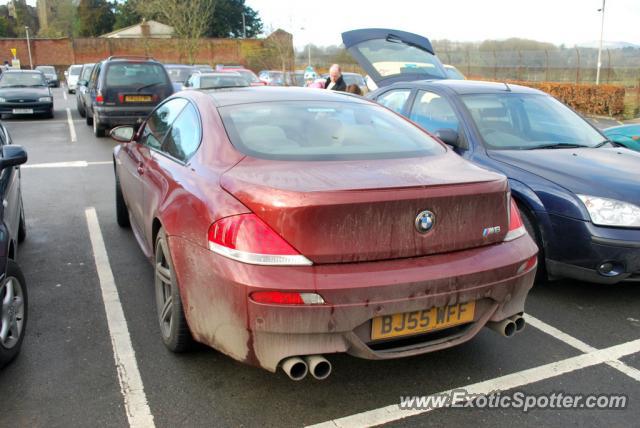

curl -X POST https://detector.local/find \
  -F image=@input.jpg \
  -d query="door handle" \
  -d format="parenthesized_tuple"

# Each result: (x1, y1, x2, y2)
(137, 163, 144, 175)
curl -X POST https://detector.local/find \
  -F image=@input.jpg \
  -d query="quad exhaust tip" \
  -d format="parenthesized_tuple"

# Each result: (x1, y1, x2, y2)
(282, 355, 332, 380)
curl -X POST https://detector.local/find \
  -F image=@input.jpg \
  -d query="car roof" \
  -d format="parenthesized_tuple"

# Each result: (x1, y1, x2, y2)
(392, 79, 544, 95)
(200, 72, 242, 77)
(205, 86, 372, 107)
(4, 69, 42, 74)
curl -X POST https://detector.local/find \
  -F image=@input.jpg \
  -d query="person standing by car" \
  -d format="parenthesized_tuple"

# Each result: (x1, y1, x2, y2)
(324, 64, 346, 91)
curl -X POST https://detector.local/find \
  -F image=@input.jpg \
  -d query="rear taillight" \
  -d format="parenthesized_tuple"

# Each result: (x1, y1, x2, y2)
(250, 291, 325, 305)
(504, 198, 526, 241)
(208, 214, 312, 266)
(96, 91, 104, 104)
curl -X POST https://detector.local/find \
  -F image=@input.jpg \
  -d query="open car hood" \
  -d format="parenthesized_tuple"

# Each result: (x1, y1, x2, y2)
(341, 28, 448, 88)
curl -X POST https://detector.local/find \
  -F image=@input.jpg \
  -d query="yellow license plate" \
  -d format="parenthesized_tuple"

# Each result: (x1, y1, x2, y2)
(124, 95, 152, 102)
(371, 301, 475, 341)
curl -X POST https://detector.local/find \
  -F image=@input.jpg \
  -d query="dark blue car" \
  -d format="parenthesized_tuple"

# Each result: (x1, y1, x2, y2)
(344, 29, 640, 285)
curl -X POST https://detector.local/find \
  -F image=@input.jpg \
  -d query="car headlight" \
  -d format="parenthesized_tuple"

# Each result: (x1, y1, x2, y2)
(578, 195, 640, 227)
(39, 96, 52, 102)
(0, 97, 5, 103)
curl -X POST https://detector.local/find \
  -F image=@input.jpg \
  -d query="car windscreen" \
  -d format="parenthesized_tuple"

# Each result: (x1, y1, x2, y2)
(36, 66, 55, 74)
(237, 70, 260, 84)
(69, 65, 82, 76)
(461, 93, 604, 150)
(200, 75, 248, 89)
(352, 39, 446, 80)
(343, 74, 365, 86)
(166, 66, 192, 82)
(81, 64, 94, 81)
(0, 72, 46, 87)
(444, 67, 465, 80)
(267, 72, 284, 84)
(219, 101, 445, 161)
(105, 63, 169, 88)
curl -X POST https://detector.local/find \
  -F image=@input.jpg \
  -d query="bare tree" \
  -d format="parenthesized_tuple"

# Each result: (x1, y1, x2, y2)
(139, 0, 216, 64)
(264, 27, 294, 73)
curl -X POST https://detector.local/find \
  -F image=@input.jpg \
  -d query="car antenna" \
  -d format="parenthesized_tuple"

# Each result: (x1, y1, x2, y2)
(503, 82, 512, 92)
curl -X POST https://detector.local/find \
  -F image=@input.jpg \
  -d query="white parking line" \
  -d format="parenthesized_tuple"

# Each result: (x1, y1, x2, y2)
(66, 108, 77, 143)
(23, 160, 111, 168)
(308, 339, 640, 428)
(63, 90, 67, 101)
(85, 208, 155, 428)
(526, 314, 640, 382)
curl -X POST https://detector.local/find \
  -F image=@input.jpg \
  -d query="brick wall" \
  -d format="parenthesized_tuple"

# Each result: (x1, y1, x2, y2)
(0, 37, 271, 73)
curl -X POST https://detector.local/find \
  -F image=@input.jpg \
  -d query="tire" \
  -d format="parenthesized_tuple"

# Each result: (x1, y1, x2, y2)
(115, 172, 130, 228)
(86, 112, 93, 126)
(93, 116, 105, 137)
(78, 103, 86, 118)
(517, 202, 547, 282)
(0, 260, 28, 368)
(154, 228, 193, 352)
(18, 198, 26, 243)
(46, 109, 54, 119)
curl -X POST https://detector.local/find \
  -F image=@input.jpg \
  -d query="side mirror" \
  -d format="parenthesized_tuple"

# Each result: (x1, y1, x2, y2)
(435, 128, 460, 148)
(110, 126, 135, 143)
(0, 145, 28, 169)
(78, 79, 88, 87)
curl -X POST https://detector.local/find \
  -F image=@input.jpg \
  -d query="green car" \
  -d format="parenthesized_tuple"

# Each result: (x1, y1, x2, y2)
(603, 124, 640, 151)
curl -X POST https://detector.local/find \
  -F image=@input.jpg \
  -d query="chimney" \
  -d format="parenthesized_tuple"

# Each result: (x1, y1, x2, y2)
(141, 18, 150, 38)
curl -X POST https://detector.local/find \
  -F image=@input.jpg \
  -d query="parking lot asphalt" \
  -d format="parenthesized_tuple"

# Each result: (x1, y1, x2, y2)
(0, 88, 638, 428)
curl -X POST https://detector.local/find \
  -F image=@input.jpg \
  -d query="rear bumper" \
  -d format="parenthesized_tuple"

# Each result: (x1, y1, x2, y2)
(0, 102, 52, 115)
(169, 233, 538, 372)
(545, 213, 640, 284)
(94, 105, 155, 128)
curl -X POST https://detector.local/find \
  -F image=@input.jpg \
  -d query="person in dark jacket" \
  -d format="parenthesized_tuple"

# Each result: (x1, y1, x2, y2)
(324, 64, 347, 92)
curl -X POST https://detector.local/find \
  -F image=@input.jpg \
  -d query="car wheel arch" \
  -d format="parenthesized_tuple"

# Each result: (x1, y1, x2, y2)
(152, 218, 163, 253)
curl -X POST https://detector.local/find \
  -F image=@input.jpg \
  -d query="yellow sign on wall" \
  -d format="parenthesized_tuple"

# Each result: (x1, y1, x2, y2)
(10, 48, 16, 58)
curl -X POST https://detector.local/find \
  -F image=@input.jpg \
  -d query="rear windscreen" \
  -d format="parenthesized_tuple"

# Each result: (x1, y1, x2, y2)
(219, 101, 445, 161)
(200, 75, 247, 88)
(166, 67, 192, 82)
(69, 66, 82, 76)
(105, 63, 169, 88)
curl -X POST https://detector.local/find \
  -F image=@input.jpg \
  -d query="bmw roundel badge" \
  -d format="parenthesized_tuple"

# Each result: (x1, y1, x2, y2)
(415, 210, 435, 233)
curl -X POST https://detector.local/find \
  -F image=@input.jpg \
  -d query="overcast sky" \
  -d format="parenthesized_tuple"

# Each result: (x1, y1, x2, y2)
(246, 0, 640, 48)
(11, 0, 640, 48)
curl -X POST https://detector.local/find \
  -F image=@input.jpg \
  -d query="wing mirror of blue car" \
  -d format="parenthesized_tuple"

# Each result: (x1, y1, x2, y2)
(0, 145, 28, 169)
(110, 125, 136, 143)
(434, 128, 460, 148)
(78, 80, 88, 87)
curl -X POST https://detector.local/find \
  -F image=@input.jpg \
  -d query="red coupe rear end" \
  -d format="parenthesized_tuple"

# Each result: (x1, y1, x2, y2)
(113, 88, 537, 380)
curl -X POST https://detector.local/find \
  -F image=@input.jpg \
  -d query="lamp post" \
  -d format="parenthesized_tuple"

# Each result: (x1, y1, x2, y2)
(25, 26, 33, 70)
(300, 27, 310, 66)
(595, 0, 606, 85)
(242, 13, 246, 38)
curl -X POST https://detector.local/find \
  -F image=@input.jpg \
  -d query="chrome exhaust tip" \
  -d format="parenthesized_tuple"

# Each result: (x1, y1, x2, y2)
(281, 357, 308, 381)
(304, 355, 332, 380)
(487, 318, 517, 337)
(510, 314, 526, 332)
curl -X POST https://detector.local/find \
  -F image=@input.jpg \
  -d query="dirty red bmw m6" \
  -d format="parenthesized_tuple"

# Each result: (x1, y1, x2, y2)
(111, 87, 538, 380)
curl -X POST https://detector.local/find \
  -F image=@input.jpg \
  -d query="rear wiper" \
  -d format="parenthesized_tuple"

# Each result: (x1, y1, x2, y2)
(526, 143, 587, 150)
(136, 82, 163, 92)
